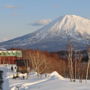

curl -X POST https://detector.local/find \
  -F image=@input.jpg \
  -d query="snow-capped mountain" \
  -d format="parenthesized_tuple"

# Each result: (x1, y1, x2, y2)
(0, 15, 90, 51)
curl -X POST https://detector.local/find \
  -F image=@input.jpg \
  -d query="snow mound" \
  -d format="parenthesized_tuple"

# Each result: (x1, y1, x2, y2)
(11, 87, 16, 90)
(49, 71, 65, 80)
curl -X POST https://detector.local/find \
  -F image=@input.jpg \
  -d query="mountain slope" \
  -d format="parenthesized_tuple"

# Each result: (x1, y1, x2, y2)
(0, 15, 90, 51)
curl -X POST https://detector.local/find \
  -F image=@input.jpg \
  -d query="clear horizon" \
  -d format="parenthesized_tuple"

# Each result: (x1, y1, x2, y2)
(0, 0, 90, 42)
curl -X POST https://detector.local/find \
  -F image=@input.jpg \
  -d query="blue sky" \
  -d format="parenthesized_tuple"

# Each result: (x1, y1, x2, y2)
(0, 0, 90, 41)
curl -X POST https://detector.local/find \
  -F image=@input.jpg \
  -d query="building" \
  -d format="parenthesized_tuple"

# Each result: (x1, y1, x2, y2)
(0, 50, 22, 64)
(15, 59, 30, 73)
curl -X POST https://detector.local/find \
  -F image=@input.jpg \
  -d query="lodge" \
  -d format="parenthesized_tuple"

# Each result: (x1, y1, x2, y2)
(0, 50, 30, 73)
(0, 50, 22, 64)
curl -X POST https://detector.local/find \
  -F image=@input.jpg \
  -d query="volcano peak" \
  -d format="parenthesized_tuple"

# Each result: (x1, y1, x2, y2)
(0, 15, 90, 51)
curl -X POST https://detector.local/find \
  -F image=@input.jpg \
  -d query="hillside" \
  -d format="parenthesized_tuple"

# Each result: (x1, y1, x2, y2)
(0, 15, 90, 51)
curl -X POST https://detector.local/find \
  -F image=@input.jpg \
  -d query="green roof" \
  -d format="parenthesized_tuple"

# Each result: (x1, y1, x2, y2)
(0, 50, 22, 57)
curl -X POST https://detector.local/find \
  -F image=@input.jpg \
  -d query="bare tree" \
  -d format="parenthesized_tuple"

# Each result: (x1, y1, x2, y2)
(27, 50, 48, 77)
(67, 43, 74, 82)
(86, 48, 90, 82)
(75, 51, 83, 83)
(73, 50, 78, 82)
(23, 59, 30, 78)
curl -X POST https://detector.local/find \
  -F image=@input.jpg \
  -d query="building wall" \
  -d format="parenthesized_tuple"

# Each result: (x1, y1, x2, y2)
(0, 50, 22, 64)
(0, 56, 22, 64)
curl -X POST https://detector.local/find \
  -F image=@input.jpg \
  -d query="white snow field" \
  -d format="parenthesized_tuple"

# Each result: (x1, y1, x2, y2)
(0, 65, 90, 90)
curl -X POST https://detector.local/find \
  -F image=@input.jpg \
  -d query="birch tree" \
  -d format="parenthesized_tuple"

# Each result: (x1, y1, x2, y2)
(28, 50, 48, 77)
(86, 48, 90, 82)
(74, 51, 82, 82)
(67, 43, 74, 82)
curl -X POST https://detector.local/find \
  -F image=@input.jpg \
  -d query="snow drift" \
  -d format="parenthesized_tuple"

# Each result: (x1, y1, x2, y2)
(49, 71, 65, 80)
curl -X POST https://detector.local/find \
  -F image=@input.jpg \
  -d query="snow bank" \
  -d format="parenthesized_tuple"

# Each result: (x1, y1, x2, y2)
(0, 65, 10, 90)
(49, 71, 65, 80)
(2, 66, 90, 90)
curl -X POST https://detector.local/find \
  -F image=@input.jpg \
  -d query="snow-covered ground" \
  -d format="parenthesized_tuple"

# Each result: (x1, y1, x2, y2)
(0, 65, 90, 90)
